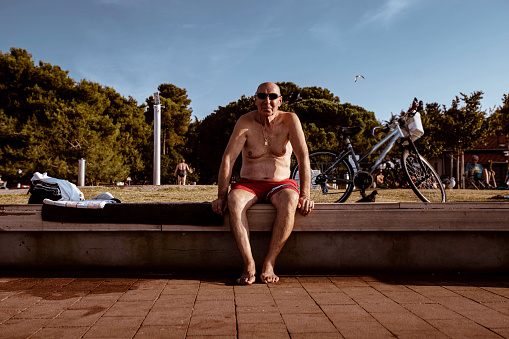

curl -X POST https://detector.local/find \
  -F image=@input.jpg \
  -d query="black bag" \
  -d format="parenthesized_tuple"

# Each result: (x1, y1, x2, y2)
(28, 181, 62, 204)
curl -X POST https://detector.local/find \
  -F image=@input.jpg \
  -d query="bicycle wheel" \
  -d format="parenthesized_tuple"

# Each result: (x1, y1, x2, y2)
(401, 150, 446, 203)
(290, 150, 355, 203)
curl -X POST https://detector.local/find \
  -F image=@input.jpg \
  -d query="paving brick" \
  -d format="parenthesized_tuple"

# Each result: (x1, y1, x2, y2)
(237, 321, 289, 337)
(460, 308, 509, 328)
(334, 320, 396, 339)
(161, 284, 200, 295)
(453, 288, 509, 303)
(68, 295, 118, 310)
(382, 291, 433, 304)
(12, 301, 69, 319)
(84, 316, 144, 338)
(0, 294, 43, 312)
(357, 299, 407, 314)
(134, 325, 188, 339)
(341, 286, 389, 305)
(483, 301, 509, 316)
(369, 310, 436, 336)
(30, 326, 89, 339)
(102, 300, 153, 317)
(321, 304, 375, 323)
(234, 283, 270, 294)
(142, 307, 192, 326)
(281, 313, 338, 334)
(236, 309, 284, 324)
(328, 276, 371, 288)
(196, 288, 234, 301)
(46, 308, 107, 327)
(234, 293, 276, 307)
(428, 318, 502, 338)
(0, 318, 50, 339)
(290, 333, 344, 339)
(406, 285, 460, 298)
(2, 271, 509, 338)
(235, 305, 278, 313)
(309, 291, 356, 305)
(192, 300, 235, 317)
(118, 289, 162, 301)
(187, 314, 236, 336)
(402, 302, 464, 320)
(270, 287, 310, 300)
(130, 279, 168, 290)
(152, 294, 197, 309)
(275, 298, 323, 314)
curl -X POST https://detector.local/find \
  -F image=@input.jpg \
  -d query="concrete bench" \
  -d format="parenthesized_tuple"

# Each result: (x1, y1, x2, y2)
(1, 203, 508, 272)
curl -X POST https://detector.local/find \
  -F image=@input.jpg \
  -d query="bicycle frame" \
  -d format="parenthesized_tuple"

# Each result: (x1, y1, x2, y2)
(348, 125, 405, 175)
(324, 124, 406, 180)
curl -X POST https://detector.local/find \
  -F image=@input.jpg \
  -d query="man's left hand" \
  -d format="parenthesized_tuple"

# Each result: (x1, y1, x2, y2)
(297, 196, 314, 216)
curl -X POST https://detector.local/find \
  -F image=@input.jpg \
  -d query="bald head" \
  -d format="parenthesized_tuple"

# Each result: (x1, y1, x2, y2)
(256, 82, 281, 95)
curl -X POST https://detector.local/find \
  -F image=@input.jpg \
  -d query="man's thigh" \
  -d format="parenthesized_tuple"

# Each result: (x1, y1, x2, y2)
(269, 187, 299, 211)
(228, 188, 258, 212)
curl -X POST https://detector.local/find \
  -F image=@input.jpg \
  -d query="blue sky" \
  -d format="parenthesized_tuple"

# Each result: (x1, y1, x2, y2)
(1, 0, 508, 123)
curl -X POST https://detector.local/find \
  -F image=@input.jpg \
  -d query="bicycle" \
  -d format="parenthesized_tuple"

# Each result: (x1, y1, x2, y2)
(291, 98, 446, 203)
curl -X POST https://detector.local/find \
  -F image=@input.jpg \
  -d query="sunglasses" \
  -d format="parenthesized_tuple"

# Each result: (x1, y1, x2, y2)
(256, 93, 281, 100)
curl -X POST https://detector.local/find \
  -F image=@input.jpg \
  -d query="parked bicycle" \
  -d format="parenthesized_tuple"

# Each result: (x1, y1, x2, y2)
(291, 98, 446, 203)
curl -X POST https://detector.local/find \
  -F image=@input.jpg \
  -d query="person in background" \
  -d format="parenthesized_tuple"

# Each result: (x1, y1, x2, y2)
(466, 155, 496, 188)
(174, 159, 193, 185)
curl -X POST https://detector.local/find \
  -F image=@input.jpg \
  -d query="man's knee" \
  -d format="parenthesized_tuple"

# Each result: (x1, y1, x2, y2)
(228, 189, 257, 213)
(271, 189, 299, 211)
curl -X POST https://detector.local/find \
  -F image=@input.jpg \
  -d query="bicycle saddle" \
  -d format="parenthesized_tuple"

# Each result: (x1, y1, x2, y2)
(338, 126, 362, 138)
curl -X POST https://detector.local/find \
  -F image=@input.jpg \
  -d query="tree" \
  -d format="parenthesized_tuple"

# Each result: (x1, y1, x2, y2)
(441, 91, 489, 153)
(417, 102, 447, 159)
(487, 93, 509, 136)
(0, 48, 150, 184)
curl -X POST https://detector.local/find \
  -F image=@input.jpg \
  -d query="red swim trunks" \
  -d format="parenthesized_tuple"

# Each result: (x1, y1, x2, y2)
(230, 178, 299, 202)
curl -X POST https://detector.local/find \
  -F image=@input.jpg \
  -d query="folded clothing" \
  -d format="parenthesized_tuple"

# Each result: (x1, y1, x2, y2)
(41, 202, 223, 225)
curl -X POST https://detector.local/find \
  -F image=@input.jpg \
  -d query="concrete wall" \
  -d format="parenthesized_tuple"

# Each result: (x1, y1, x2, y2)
(1, 203, 508, 273)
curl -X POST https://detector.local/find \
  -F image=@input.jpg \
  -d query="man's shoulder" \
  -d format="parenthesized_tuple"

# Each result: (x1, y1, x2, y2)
(236, 111, 257, 124)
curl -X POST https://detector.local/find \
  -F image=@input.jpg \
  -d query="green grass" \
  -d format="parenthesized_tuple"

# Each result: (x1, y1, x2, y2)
(1, 185, 508, 204)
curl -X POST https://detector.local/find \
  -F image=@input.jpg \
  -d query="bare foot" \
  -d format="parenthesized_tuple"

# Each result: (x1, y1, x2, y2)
(260, 271, 279, 284)
(236, 270, 256, 285)
(260, 263, 279, 284)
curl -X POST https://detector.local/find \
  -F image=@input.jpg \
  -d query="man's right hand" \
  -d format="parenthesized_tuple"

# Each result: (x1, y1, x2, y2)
(211, 198, 227, 216)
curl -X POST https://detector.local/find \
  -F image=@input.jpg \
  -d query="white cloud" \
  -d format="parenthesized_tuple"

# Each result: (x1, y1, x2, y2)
(363, 0, 415, 26)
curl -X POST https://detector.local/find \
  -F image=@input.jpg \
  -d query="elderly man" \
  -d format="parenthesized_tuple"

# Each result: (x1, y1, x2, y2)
(211, 82, 314, 284)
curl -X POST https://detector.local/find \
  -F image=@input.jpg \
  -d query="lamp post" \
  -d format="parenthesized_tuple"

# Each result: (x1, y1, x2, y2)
(153, 92, 161, 185)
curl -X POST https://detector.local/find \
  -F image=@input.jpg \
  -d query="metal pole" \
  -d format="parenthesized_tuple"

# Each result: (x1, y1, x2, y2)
(78, 158, 86, 187)
(153, 92, 161, 185)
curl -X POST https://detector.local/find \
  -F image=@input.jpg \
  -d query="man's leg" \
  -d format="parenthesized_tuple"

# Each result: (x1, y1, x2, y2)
(228, 189, 258, 284)
(262, 188, 299, 283)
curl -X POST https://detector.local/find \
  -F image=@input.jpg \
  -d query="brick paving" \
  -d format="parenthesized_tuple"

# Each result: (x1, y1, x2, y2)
(0, 271, 508, 338)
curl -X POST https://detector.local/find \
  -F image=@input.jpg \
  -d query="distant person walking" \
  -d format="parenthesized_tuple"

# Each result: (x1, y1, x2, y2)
(174, 159, 192, 185)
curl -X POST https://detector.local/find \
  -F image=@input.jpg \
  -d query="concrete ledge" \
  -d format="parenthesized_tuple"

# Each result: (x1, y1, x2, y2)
(1, 203, 509, 272)
(2, 202, 509, 231)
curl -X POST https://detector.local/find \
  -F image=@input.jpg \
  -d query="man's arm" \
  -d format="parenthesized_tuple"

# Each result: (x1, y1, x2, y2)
(287, 113, 314, 216)
(211, 118, 248, 215)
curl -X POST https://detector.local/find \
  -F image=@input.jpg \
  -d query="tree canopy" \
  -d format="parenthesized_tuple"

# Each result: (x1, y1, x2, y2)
(1, 47, 506, 186)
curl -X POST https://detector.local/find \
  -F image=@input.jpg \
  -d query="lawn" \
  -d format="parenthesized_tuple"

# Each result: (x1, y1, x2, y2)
(1, 184, 508, 204)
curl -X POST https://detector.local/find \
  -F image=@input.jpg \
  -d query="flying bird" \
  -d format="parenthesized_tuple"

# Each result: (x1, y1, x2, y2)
(354, 75, 365, 82)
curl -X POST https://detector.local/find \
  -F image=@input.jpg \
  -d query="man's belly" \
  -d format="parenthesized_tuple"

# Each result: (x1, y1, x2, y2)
(240, 161, 291, 181)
